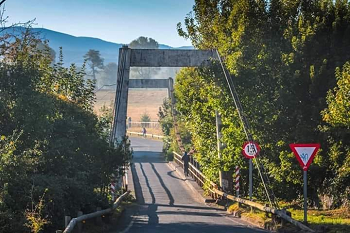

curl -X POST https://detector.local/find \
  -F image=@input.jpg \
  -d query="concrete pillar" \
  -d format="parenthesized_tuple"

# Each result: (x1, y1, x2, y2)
(112, 46, 131, 144)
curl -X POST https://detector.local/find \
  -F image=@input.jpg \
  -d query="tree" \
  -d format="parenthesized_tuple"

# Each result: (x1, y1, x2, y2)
(322, 62, 350, 128)
(141, 112, 151, 128)
(129, 36, 159, 49)
(0, 28, 131, 232)
(175, 0, 350, 206)
(129, 36, 159, 79)
(320, 61, 350, 207)
(100, 62, 118, 88)
(84, 49, 104, 83)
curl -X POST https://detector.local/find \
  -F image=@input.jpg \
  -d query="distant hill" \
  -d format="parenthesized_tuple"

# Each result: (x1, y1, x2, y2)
(5, 27, 193, 67)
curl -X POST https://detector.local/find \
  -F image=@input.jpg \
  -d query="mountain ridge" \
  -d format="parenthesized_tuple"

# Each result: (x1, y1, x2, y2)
(10, 27, 192, 66)
(24, 28, 193, 66)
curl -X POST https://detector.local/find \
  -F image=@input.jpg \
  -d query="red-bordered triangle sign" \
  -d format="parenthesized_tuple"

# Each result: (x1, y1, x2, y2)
(289, 144, 320, 171)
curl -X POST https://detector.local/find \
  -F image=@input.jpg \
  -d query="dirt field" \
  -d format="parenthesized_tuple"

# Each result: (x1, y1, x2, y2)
(94, 89, 168, 135)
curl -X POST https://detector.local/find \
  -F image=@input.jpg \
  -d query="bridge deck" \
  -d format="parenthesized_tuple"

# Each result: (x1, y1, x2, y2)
(113, 137, 266, 233)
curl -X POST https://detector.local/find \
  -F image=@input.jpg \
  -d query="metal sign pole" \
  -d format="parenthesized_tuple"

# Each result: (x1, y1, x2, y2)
(303, 170, 307, 223)
(249, 159, 253, 200)
(215, 110, 223, 189)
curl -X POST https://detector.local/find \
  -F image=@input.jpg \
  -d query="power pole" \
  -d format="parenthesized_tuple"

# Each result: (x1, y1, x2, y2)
(215, 110, 224, 189)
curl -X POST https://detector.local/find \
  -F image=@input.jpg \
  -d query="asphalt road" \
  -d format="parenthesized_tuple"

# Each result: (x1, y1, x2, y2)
(113, 137, 266, 233)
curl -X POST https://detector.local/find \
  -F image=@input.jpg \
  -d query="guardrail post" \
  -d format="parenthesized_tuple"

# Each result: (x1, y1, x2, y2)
(64, 216, 71, 228)
(77, 211, 83, 233)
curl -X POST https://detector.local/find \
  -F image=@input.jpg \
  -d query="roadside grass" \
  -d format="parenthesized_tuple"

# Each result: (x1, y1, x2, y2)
(287, 208, 350, 233)
(80, 195, 136, 233)
(290, 208, 350, 224)
(227, 202, 275, 229)
(227, 202, 350, 232)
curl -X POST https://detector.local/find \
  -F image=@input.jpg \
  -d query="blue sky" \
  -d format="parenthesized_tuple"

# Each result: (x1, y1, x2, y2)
(4, 0, 194, 47)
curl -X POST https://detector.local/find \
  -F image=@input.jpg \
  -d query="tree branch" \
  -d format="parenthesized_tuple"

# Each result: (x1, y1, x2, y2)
(0, 0, 7, 7)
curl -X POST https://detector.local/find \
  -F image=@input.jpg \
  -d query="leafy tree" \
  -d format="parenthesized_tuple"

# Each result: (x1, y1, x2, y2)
(129, 36, 159, 49)
(320, 61, 350, 207)
(141, 112, 151, 127)
(175, 0, 350, 206)
(129, 36, 159, 79)
(322, 62, 350, 128)
(99, 62, 118, 88)
(84, 49, 104, 84)
(0, 28, 131, 232)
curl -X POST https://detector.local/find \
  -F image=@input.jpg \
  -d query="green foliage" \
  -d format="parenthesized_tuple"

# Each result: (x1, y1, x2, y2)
(25, 189, 50, 233)
(158, 99, 175, 159)
(140, 112, 151, 128)
(129, 36, 160, 79)
(84, 49, 104, 83)
(140, 112, 151, 122)
(99, 62, 117, 87)
(323, 62, 350, 128)
(158, 99, 173, 137)
(175, 0, 350, 206)
(0, 29, 131, 232)
(320, 61, 350, 207)
(129, 36, 159, 49)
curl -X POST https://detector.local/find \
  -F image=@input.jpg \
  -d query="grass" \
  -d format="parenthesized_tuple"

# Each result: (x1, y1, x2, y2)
(227, 201, 350, 232)
(289, 208, 350, 224)
(286, 208, 350, 233)
(80, 195, 136, 233)
(227, 202, 273, 229)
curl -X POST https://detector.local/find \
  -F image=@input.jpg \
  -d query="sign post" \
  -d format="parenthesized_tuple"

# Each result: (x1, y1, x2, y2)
(290, 143, 320, 223)
(242, 141, 260, 200)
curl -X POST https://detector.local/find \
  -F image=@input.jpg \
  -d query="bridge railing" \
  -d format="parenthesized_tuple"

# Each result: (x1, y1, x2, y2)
(172, 151, 314, 232)
(127, 131, 164, 139)
(173, 152, 218, 196)
(61, 191, 130, 233)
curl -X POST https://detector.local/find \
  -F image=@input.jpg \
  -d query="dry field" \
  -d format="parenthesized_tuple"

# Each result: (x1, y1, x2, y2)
(94, 88, 168, 135)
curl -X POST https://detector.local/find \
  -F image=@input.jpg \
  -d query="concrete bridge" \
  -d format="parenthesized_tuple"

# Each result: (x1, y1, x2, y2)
(110, 47, 218, 143)
(106, 48, 312, 233)
(113, 137, 266, 233)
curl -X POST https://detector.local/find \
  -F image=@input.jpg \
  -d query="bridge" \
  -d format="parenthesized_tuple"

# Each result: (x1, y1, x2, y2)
(115, 136, 265, 233)
(63, 48, 314, 232)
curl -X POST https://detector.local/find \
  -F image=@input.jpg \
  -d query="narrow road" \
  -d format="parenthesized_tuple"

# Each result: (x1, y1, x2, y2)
(115, 137, 266, 233)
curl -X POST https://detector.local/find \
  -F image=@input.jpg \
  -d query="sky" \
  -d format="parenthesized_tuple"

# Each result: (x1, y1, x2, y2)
(4, 0, 195, 47)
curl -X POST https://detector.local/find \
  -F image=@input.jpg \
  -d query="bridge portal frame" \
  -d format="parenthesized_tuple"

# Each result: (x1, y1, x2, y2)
(111, 46, 217, 143)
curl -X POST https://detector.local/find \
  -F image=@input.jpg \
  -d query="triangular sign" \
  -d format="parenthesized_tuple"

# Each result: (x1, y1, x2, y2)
(289, 144, 320, 171)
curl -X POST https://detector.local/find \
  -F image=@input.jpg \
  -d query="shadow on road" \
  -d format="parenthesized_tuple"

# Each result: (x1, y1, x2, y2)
(150, 162, 174, 206)
(167, 170, 185, 181)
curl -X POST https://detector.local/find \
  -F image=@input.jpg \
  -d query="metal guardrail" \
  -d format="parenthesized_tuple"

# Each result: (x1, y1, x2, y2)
(62, 191, 130, 233)
(127, 131, 164, 139)
(173, 152, 314, 232)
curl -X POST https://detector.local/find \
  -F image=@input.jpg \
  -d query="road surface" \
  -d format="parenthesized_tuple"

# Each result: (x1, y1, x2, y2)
(114, 137, 266, 233)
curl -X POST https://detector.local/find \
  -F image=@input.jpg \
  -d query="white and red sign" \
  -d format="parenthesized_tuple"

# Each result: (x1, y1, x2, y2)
(289, 144, 320, 171)
(242, 141, 260, 159)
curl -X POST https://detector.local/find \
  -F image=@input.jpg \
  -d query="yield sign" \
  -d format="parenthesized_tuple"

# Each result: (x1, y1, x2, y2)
(289, 144, 320, 171)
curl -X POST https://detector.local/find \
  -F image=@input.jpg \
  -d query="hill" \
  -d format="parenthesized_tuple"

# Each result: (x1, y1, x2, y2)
(6, 27, 193, 67)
